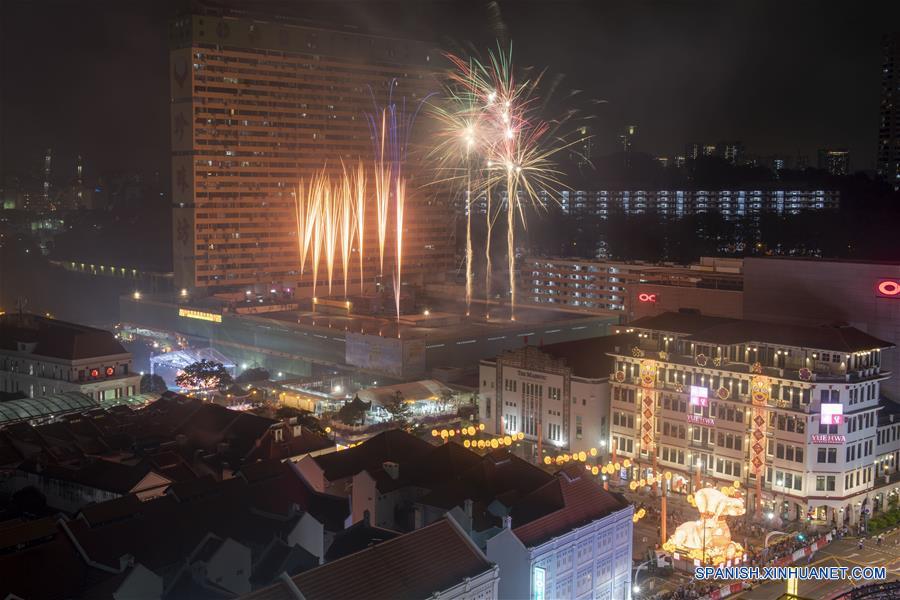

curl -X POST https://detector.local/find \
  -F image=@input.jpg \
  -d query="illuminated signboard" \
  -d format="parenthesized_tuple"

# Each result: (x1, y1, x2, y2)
(821, 403, 844, 425)
(638, 292, 658, 303)
(178, 308, 222, 323)
(689, 385, 709, 407)
(687, 414, 715, 427)
(811, 434, 846, 444)
(876, 279, 900, 298)
(533, 567, 546, 600)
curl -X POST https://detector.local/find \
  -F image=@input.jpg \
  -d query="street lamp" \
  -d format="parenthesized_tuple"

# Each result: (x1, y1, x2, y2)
(632, 560, 650, 598)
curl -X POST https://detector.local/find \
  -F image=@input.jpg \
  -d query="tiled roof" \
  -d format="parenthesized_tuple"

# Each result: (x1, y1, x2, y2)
(244, 519, 493, 600)
(18, 457, 168, 495)
(0, 527, 90, 600)
(251, 538, 319, 586)
(18, 460, 340, 583)
(418, 449, 554, 510)
(0, 516, 58, 553)
(0, 313, 129, 360)
(511, 464, 630, 548)
(245, 424, 332, 462)
(312, 428, 433, 481)
(629, 311, 894, 352)
(324, 515, 400, 561)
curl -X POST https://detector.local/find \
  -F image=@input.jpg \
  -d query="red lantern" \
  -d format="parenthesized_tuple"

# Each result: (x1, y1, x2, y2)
(105, 366, 115, 377)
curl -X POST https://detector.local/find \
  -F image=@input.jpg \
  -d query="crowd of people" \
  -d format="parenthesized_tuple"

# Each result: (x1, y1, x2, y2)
(649, 580, 722, 600)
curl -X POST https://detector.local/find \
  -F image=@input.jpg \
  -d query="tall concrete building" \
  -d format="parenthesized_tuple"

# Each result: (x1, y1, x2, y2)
(169, 5, 451, 294)
(878, 33, 900, 187)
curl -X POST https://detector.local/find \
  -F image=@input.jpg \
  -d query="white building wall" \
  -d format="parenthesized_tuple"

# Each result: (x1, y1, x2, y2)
(487, 506, 634, 600)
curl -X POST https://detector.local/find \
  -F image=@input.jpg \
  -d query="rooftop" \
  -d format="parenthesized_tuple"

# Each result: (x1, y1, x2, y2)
(511, 464, 630, 547)
(627, 311, 894, 352)
(539, 334, 636, 379)
(0, 313, 129, 360)
(245, 519, 493, 600)
(311, 428, 433, 482)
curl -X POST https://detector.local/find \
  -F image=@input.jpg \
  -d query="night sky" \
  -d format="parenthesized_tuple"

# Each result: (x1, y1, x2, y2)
(2, 0, 898, 183)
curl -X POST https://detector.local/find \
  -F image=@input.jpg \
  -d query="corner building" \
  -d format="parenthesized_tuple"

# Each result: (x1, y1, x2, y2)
(608, 311, 898, 528)
(169, 6, 451, 292)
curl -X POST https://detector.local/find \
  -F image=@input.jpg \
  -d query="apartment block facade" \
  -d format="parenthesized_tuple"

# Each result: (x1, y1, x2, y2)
(169, 6, 451, 292)
(608, 311, 898, 527)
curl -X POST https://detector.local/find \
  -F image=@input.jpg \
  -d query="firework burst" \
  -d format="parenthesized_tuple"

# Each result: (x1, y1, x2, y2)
(432, 45, 577, 319)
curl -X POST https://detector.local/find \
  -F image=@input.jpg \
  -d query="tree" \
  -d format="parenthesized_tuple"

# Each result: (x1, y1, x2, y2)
(235, 367, 270, 384)
(438, 389, 458, 414)
(175, 359, 233, 391)
(382, 391, 412, 429)
(337, 396, 370, 426)
(140, 373, 168, 394)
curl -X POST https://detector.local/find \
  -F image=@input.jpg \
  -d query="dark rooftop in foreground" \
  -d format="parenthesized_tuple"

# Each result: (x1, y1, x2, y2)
(627, 311, 894, 352)
(244, 519, 492, 600)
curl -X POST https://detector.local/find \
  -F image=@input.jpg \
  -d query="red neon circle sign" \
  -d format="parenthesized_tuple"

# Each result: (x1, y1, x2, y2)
(638, 293, 657, 303)
(876, 279, 900, 298)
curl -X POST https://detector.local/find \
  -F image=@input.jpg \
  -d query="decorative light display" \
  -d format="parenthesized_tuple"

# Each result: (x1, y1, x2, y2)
(664, 487, 746, 565)
(639, 360, 656, 455)
(750, 375, 769, 514)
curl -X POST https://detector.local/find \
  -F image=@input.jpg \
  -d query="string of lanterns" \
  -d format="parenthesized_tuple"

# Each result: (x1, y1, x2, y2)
(628, 467, 671, 491)
(430, 424, 527, 449)
(431, 424, 486, 439)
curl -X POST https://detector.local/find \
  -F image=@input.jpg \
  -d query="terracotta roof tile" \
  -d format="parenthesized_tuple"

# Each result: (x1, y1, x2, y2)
(245, 519, 493, 600)
(511, 464, 629, 547)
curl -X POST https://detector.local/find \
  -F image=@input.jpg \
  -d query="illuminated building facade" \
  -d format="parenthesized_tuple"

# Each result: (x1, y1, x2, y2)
(608, 311, 897, 527)
(878, 32, 900, 187)
(743, 257, 900, 401)
(169, 5, 451, 293)
(478, 338, 628, 456)
(550, 187, 838, 220)
(486, 466, 634, 600)
(0, 313, 140, 400)
(524, 256, 743, 319)
(469, 187, 838, 226)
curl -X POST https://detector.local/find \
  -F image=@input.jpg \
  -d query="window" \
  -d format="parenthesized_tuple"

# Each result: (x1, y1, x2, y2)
(817, 447, 837, 463)
(815, 475, 836, 491)
(576, 415, 583, 439)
